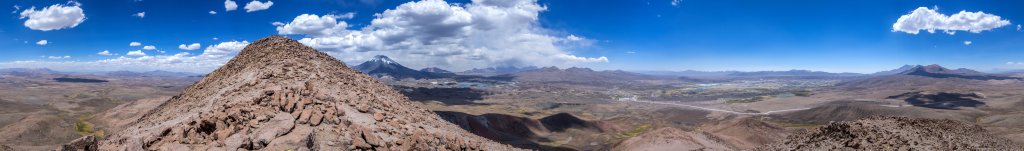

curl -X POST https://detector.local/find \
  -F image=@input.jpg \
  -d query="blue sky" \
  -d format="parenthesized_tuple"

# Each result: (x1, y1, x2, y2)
(1, 0, 1022, 73)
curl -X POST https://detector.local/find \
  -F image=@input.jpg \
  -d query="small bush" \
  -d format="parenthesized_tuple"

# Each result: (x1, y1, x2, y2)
(74, 117, 105, 137)
(615, 124, 651, 138)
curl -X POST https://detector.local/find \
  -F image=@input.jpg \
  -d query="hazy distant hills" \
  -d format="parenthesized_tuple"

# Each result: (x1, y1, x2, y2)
(638, 69, 864, 79)
(894, 64, 1017, 80)
(839, 64, 1022, 89)
(870, 65, 916, 76)
(0, 68, 63, 76)
(459, 66, 539, 76)
(726, 70, 863, 77)
(104, 70, 200, 77)
(420, 67, 453, 73)
(354, 55, 454, 79)
(0, 68, 202, 78)
(636, 70, 736, 77)
(505, 66, 664, 83)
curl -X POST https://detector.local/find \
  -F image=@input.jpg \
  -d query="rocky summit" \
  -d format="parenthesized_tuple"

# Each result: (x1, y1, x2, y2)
(90, 36, 522, 150)
(758, 116, 1023, 150)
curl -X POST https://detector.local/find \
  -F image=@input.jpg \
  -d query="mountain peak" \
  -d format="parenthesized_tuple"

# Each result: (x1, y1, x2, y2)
(565, 67, 594, 72)
(234, 35, 305, 59)
(893, 64, 1018, 80)
(96, 36, 518, 150)
(901, 64, 974, 75)
(355, 55, 451, 79)
(918, 64, 949, 72)
(368, 55, 398, 65)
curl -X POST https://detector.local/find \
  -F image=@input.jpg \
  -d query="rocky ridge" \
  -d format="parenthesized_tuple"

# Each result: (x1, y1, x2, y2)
(93, 36, 522, 150)
(759, 116, 1023, 150)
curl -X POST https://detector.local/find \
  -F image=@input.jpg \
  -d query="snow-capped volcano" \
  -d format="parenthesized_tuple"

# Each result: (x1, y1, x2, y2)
(354, 55, 452, 79)
(367, 55, 399, 65)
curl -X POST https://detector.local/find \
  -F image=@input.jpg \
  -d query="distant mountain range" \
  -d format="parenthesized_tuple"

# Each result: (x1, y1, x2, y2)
(725, 70, 863, 77)
(870, 65, 916, 76)
(0, 68, 201, 78)
(349, 57, 1023, 83)
(636, 70, 736, 77)
(354, 55, 453, 79)
(459, 66, 538, 76)
(420, 67, 453, 73)
(506, 66, 664, 83)
(0, 68, 63, 76)
(890, 64, 1018, 80)
(838, 64, 1021, 89)
(638, 69, 864, 78)
(104, 70, 200, 77)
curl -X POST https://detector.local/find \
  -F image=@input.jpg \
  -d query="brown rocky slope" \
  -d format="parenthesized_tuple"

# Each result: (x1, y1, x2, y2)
(758, 116, 1023, 150)
(90, 36, 522, 150)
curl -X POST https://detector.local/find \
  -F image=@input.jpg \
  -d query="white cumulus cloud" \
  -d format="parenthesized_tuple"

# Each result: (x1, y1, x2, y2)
(200, 41, 250, 59)
(963, 41, 972, 45)
(209, 10, 217, 15)
(126, 50, 147, 56)
(556, 54, 608, 63)
(225, 0, 238, 11)
(129, 42, 142, 46)
(47, 56, 70, 59)
(280, 0, 608, 71)
(336, 12, 356, 19)
(566, 34, 583, 41)
(178, 43, 201, 50)
(97, 50, 112, 56)
(275, 14, 351, 36)
(244, 1, 273, 12)
(671, 0, 680, 6)
(36, 40, 48, 45)
(134, 12, 145, 18)
(18, 2, 86, 31)
(143, 45, 156, 50)
(893, 7, 1011, 35)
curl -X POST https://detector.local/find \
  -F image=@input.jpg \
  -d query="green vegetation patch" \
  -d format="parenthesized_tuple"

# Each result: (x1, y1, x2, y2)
(727, 96, 769, 104)
(74, 117, 105, 137)
(614, 124, 651, 139)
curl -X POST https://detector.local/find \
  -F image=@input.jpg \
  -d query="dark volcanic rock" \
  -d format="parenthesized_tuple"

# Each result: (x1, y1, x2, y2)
(539, 113, 604, 132)
(0, 145, 11, 151)
(59, 135, 97, 151)
(434, 111, 607, 150)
